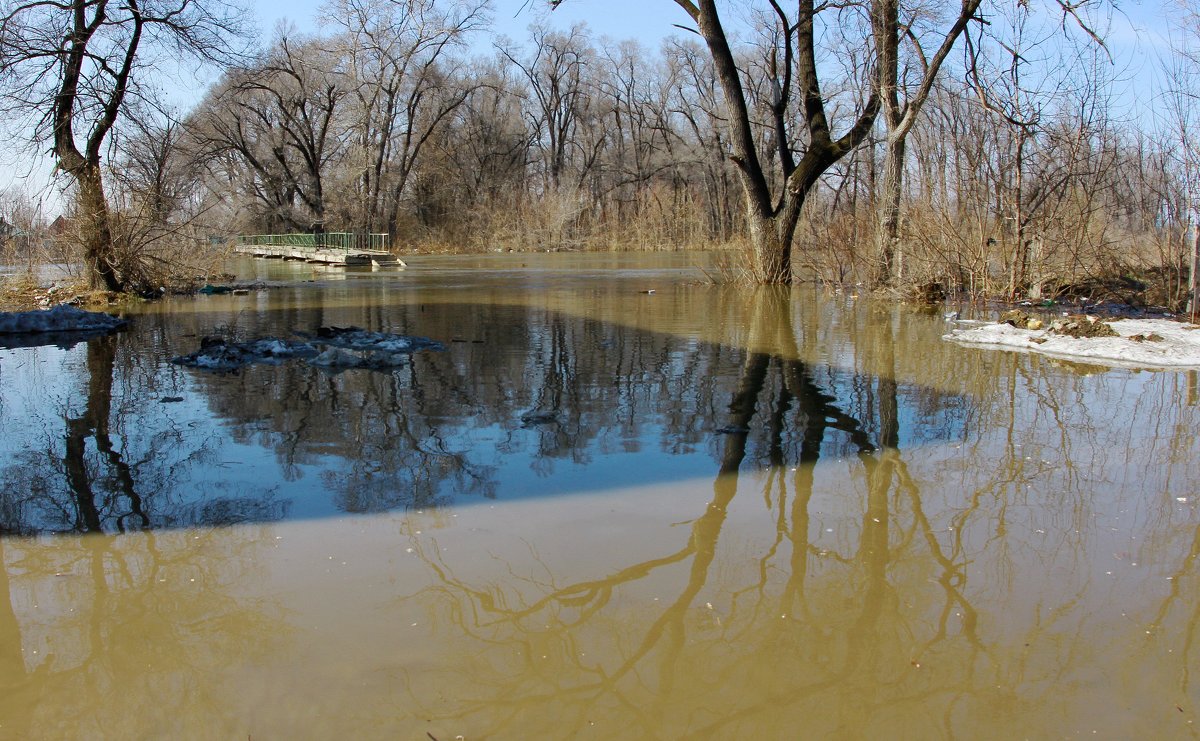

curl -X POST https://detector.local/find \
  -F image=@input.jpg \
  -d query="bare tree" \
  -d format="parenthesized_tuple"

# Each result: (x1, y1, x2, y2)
(0, 0, 250, 291)
(237, 35, 344, 229)
(553, 0, 881, 283)
(871, 0, 983, 287)
(327, 0, 488, 236)
(190, 70, 302, 233)
(501, 24, 595, 194)
(665, 37, 738, 242)
(417, 60, 533, 241)
(113, 110, 189, 220)
(1164, 2, 1200, 320)
(962, 1, 1113, 298)
(189, 32, 350, 234)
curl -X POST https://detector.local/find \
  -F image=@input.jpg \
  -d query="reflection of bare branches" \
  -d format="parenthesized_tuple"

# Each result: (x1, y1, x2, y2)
(0, 524, 288, 734)
(0, 334, 269, 534)
(396, 289, 984, 736)
(1150, 519, 1200, 700)
(897, 455, 986, 663)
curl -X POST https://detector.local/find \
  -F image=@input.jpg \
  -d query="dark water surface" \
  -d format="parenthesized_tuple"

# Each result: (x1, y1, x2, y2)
(0, 253, 1197, 738)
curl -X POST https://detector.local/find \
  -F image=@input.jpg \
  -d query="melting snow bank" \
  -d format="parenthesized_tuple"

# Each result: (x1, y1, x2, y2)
(171, 326, 444, 372)
(0, 305, 127, 334)
(0, 305, 127, 348)
(944, 317, 1200, 369)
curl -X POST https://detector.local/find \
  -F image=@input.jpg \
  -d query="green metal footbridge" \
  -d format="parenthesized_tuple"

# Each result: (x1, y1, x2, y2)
(235, 233, 403, 267)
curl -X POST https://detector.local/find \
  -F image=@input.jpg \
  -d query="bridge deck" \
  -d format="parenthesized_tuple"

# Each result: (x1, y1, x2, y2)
(233, 243, 403, 267)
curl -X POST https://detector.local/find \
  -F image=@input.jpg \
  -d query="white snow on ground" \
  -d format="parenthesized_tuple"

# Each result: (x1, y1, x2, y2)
(0, 305, 126, 334)
(944, 317, 1200, 369)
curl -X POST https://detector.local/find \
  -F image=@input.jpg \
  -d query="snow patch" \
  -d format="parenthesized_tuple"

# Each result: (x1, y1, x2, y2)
(944, 317, 1200, 369)
(0, 305, 127, 335)
(309, 347, 409, 370)
(171, 326, 444, 372)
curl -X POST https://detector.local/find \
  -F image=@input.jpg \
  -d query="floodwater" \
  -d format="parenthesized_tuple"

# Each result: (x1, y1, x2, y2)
(0, 252, 1198, 739)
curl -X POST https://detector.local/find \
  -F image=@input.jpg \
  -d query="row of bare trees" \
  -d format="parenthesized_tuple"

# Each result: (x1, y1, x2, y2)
(2, 0, 1198, 302)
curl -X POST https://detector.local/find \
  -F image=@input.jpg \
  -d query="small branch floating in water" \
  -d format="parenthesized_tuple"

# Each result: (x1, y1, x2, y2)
(520, 411, 558, 427)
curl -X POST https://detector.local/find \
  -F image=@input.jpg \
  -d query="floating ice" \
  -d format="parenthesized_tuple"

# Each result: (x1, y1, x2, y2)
(310, 347, 409, 370)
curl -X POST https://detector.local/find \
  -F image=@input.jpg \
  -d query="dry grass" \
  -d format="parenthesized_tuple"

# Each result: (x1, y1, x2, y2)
(0, 272, 106, 312)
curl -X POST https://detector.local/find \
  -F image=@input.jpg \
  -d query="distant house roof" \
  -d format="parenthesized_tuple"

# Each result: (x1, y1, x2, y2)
(0, 217, 29, 239)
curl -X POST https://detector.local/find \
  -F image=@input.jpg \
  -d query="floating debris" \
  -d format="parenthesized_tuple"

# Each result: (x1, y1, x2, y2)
(520, 411, 559, 427)
(1046, 315, 1117, 339)
(999, 310, 1044, 331)
(171, 326, 443, 372)
(300, 325, 444, 354)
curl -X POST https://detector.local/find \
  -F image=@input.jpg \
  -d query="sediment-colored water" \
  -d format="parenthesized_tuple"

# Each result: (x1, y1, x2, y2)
(0, 253, 1197, 738)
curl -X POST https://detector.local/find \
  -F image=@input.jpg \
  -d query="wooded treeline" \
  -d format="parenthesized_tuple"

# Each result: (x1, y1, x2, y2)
(3, 0, 1199, 303)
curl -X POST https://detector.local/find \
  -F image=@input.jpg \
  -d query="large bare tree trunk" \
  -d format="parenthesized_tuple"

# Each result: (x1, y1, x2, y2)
(746, 203, 804, 284)
(46, 0, 142, 293)
(876, 135, 905, 285)
(693, 0, 878, 284)
(75, 162, 122, 292)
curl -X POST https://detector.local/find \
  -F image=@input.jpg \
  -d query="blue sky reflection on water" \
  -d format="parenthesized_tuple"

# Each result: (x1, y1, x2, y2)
(0, 270, 980, 534)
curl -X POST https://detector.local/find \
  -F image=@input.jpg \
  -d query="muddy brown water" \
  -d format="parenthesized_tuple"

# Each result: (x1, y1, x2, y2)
(0, 252, 1198, 738)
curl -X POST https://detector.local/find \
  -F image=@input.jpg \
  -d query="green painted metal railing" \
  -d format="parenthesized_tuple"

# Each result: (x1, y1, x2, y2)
(238, 232, 390, 251)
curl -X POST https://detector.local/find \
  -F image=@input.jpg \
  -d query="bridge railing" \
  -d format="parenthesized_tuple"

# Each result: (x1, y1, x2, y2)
(238, 233, 390, 251)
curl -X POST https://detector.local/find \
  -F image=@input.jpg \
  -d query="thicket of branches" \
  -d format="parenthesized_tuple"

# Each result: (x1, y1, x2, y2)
(4, 0, 1200, 303)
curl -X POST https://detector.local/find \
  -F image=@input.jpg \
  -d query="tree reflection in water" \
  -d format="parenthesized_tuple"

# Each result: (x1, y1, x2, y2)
(0, 525, 289, 737)
(389, 289, 995, 737)
(0, 336, 293, 735)
(0, 275, 1197, 736)
(0, 284, 963, 532)
(0, 335, 287, 534)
